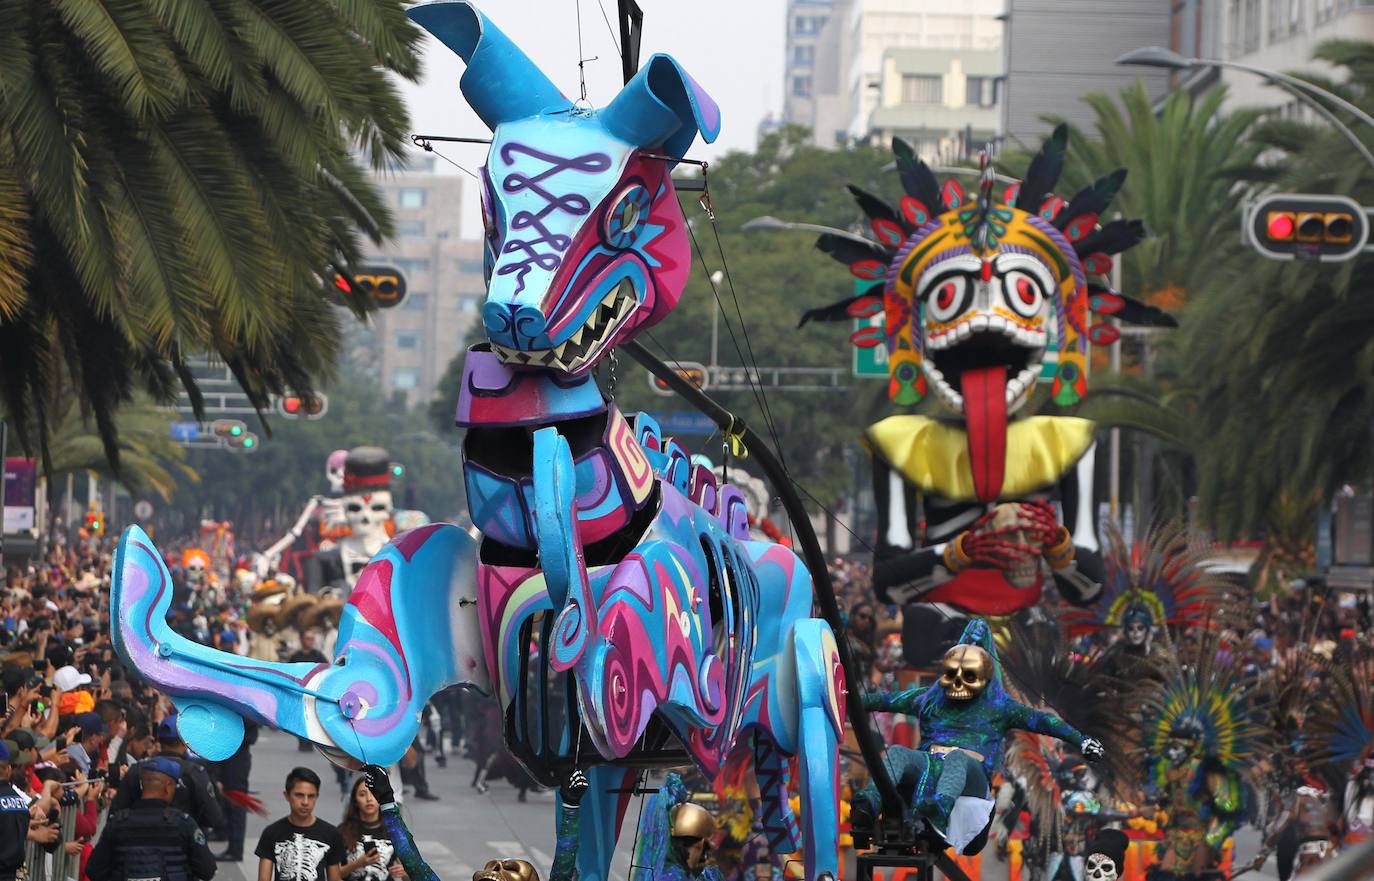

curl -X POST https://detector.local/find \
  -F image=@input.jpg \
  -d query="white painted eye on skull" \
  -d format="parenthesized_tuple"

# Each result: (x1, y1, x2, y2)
(347, 502, 363, 513)
(371, 503, 388, 512)
(1001, 270, 1045, 319)
(925, 275, 971, 323)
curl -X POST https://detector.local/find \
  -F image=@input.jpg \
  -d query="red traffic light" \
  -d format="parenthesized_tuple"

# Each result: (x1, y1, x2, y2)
(278, 393, 328, 419)
(1266, 212, 1295, 241)
(1249, 194, 1368, 262)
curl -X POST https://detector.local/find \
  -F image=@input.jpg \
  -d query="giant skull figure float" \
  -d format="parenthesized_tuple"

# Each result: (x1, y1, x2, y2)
(107, 4, 845, 881)
(797, 131, 1171, 648)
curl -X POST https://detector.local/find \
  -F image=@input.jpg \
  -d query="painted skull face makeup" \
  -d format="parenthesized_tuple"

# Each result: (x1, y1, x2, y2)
(1085, 853, 1118, 881)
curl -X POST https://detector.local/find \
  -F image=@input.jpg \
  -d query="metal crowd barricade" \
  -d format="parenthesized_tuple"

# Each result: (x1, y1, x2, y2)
(22, 796, 79, 881)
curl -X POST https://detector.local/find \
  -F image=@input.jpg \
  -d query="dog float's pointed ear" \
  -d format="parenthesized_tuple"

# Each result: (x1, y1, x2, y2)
(407, 0, 571, 129)
(601, 54, 720, 160)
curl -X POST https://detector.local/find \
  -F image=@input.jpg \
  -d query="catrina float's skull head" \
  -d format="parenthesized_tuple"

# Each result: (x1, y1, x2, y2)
(473, 860, 538, 881)
(1084, 854, 1118, 881)
(407, 1, 719, 377)
(940, 643, 993, 700)
(340, 447, 393, 544)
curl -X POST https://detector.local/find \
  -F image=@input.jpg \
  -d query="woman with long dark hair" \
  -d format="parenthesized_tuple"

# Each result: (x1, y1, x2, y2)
(340, 774, 403, 881)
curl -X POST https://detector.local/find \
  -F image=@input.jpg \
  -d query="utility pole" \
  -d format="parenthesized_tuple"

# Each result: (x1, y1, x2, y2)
(1109, 223, 1122, 525)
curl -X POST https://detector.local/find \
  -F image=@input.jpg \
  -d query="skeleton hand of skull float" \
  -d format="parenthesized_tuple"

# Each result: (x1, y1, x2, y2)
(947, 502, 1070, 587)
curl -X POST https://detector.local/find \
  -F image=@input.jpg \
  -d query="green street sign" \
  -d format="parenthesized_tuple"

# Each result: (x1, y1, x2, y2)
(853, 313, 888, 378)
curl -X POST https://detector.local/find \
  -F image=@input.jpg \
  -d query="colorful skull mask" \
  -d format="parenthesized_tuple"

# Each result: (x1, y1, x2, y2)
(407, 1, 720, 378)
(939, 643, 993, 700)
(1084, 854, 1118, 881)
(811, 128, 1147, 502)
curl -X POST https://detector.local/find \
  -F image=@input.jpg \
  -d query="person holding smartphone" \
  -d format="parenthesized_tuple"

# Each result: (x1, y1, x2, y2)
(339, 776, 401, 881)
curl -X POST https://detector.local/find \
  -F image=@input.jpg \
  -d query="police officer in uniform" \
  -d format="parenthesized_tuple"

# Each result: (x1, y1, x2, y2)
(111, 714, 224, 832)
(87, 757, 217, 881)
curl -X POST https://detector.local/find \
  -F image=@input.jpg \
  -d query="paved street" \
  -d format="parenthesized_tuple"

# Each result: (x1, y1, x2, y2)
(211, 730, 1280, 881)
(214, 730, 635, 881)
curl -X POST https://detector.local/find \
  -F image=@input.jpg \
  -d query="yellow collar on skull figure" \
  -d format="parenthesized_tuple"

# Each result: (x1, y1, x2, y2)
(940, 644, 993, 700)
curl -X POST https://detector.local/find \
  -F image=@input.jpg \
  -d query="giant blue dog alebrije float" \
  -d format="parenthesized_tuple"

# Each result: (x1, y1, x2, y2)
(110, 3, 845, 880)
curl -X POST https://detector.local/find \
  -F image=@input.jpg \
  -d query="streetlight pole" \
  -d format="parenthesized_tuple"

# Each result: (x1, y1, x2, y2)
(1117, 46, 1374, 172)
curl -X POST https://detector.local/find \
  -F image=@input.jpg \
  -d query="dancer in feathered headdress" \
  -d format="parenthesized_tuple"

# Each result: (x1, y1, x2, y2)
(1064, 521, 1222, 680)
(1310, 655, 1374, 848)
(795, 127, 1175, 654)
(1135, 634, 1270, 881)
(1000, 617, 1143, 881)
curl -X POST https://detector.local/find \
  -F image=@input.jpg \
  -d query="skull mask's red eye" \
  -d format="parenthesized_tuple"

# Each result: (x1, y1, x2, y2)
(924, 275, 970, 323)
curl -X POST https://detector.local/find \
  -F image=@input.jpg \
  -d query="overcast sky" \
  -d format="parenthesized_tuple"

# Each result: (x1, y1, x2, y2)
(393, 0, 787, 239)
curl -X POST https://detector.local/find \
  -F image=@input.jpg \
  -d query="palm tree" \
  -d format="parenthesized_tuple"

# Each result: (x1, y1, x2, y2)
(0, 0, 420, 472)
(40, 395, 198, 502)
(1172, 39, 1374, 540)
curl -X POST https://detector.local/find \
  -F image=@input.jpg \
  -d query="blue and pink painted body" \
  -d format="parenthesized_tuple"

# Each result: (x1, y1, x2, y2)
(109, 3, 843, 880)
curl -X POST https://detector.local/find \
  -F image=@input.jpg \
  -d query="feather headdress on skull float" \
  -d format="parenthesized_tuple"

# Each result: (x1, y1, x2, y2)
(801, 126, 1172, 502)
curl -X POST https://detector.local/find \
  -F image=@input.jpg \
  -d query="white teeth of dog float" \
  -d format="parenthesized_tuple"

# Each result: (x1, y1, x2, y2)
(493, 283, 636, 372)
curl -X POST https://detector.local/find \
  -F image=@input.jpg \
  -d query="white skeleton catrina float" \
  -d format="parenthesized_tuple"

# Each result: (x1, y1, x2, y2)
(311, 446, 396, 591)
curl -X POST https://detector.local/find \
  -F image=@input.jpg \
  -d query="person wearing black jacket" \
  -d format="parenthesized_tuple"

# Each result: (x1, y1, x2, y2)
(1, 739, 59, 881)
(211, 721, 258, 862)
(88, 757, 216, 881)
(111, 714, 224, 832)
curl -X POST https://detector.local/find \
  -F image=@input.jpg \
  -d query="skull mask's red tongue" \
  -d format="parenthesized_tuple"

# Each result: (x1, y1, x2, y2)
(962, 365, 1007, 503)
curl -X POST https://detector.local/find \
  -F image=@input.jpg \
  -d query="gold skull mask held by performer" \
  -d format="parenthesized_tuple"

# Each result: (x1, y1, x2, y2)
(940, 644, 993, 700)
(473, 860, 538, 881)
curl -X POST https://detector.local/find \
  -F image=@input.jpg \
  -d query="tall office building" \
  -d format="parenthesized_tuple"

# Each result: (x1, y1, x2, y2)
(1199, 0, 1374, 108)
(356, 156, 486, 407)
(783, 0, 837, 131)
(785, 0, 1003, 156)
(1001, 0, 1172, 147)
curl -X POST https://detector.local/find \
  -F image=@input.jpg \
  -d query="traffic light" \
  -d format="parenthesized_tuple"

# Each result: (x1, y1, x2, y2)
(389, 463, 405, 478)
(278, 393, 328, 419)
(337, 266, 408, 309)
(1246, 193, 1368, 262)
(211, 419, 246, 439)
(227, 432, 259, 452)
(85, 511, 105, 536)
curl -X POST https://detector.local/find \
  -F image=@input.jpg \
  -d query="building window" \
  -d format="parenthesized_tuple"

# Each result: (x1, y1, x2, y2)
(393, 257, 430, 275)
(392, 368, 419, 390)
(791, 76, 813, 98)
(1243, 0, 1261, 51)
(459, 297, 479, 314)
(966, 76, 997, 108)
(793, 15, 821, 35)
(395, 332, 420, 349)
(792, 45, 815, 67)
(396, 220, 426, 238)
(457, 259, 485, 275)
(902, 75, 943, 105)
(402, 292, 429, 311)
(398, 188, 427, 209)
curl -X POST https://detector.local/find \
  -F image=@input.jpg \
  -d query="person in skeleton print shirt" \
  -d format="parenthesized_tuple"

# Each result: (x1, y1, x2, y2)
(255, 768, 345, 881)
